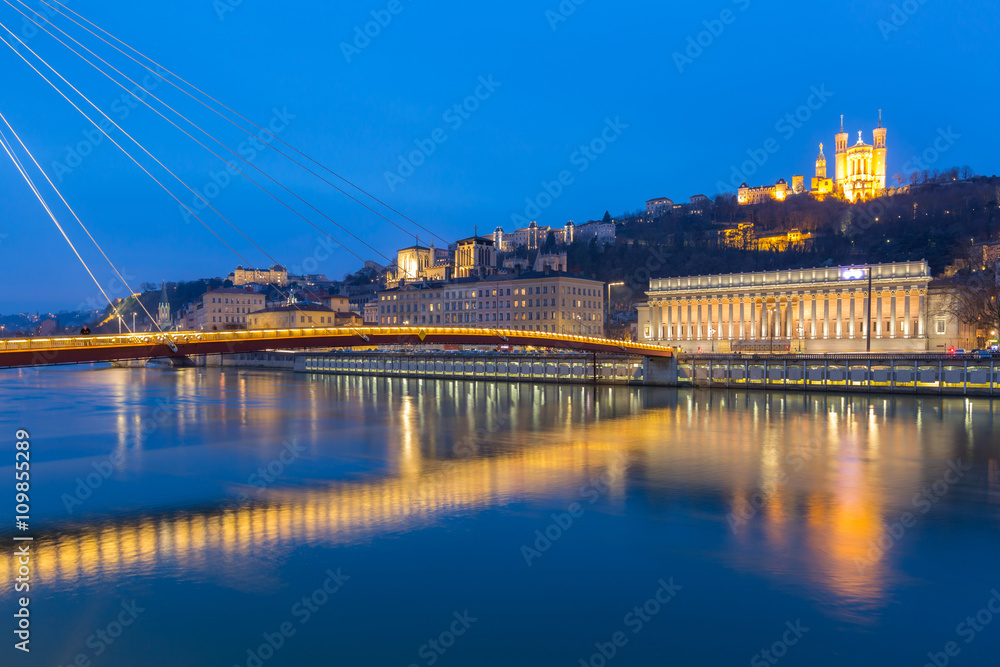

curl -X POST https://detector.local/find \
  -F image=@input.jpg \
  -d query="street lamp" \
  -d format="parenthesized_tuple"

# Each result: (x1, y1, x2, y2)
(605, 282, 625, 338)
(707, 326, 716, 353)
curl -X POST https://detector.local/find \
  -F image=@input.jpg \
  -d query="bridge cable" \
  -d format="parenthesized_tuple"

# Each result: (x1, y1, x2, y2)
(0, 28, 326, 329)
(0, 109, 162, 332)
(0, 28, 367, 338)
(34, 0, 451, 248)
(20, 0, 528, 345)
(0, 31, 255, 274)
(0, 119, 132, 333)
(0, 19, 291, 275)
(5, 0, 417, 281)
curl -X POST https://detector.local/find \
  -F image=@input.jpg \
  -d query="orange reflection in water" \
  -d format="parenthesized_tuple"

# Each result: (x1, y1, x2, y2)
(1, 378, 991, 624)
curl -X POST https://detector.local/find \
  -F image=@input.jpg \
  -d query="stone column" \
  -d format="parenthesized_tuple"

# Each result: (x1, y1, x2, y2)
(798, 294, 805, 340)
(890, 292, 898, 339)
(876, 292, 883, 338)
(750, 299, 757, 340)
(904, 290, 911, 338)
(810, 294, 817, 339)
(835, 292, 843, 339)
(918, 292, 926, 338)
(849, 293, 856, 339)
(785, 298, 792, 339)
(696, 300, 702, 340)
(862, 289, 869, 340)
(823, 293, 830, 339)
(728, 301, 735, 340)
(739, 299, 746, 340)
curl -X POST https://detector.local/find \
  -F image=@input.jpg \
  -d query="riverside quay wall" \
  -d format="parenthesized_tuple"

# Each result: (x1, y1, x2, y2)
(677, 353, 1000, 396)
(188, 350, 998, 395)
(295, 351, 666, 386)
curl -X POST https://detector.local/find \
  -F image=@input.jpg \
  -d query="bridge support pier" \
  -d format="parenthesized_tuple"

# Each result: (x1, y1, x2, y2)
(643, 356, 678, 386)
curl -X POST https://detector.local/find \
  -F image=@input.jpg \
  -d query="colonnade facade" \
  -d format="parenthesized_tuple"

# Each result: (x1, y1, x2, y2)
(638, 262, 933, 353)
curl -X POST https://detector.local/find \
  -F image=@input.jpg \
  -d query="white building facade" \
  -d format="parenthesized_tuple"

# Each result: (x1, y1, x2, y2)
(638, 262, 935, 353)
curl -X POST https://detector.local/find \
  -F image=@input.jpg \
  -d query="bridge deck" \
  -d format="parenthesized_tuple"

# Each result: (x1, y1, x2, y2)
(0, 326, 673, 369)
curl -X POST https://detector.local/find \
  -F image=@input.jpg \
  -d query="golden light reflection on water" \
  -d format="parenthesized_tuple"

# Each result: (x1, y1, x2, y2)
(2, 371, 997, 624)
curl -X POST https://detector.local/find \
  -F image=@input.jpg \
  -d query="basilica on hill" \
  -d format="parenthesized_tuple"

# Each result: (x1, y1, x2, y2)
(738, 112, 889, 205)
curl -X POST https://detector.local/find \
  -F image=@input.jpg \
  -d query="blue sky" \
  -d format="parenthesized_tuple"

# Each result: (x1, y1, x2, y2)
(1, 0, 998, 312)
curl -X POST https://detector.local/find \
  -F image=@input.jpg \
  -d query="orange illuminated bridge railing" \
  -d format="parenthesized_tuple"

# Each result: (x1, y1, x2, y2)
(0, 327, 673, 368)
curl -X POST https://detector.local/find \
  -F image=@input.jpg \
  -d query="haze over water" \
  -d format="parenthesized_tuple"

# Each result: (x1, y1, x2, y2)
(2, 366, 999, 666)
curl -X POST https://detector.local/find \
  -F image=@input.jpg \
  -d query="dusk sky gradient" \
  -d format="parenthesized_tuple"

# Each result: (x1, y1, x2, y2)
(1, 0, 998, 312)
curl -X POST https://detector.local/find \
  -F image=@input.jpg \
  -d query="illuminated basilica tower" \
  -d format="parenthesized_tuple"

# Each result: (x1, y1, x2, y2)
(834, 111, 888, 202)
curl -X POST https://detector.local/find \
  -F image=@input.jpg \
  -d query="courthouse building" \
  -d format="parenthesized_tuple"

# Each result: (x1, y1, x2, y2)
(637, 261, 949, 353)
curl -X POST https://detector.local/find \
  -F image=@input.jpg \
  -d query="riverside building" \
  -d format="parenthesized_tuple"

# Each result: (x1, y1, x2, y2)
(637, 261, 947, 353)
(376, 271, 605, 335)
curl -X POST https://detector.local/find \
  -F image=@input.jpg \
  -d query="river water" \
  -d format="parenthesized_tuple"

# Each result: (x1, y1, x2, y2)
(2, 366, 999, 666)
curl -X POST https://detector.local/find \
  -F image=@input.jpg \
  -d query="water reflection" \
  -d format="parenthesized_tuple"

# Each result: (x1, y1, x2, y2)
(1, 369, 998, 629)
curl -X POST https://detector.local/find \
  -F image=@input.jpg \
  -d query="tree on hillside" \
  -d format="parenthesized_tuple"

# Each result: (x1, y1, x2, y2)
(541, 231, 557, 253)
(945, 272, 1000, 342)
(603, 211, 613, 223)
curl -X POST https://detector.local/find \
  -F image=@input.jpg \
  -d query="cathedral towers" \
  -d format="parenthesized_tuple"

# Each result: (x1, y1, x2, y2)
(835, 112, 888, 201)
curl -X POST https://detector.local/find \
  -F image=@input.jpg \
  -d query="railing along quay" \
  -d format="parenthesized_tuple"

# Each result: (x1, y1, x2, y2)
(676, 353, 999, 396)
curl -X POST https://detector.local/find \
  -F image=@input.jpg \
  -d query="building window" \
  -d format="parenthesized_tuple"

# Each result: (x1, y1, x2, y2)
(935, 319, 947, 335)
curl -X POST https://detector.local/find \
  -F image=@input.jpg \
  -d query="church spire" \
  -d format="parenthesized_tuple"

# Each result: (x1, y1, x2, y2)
(878, 108, 882, 128)
(840, 114, 844, 133)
